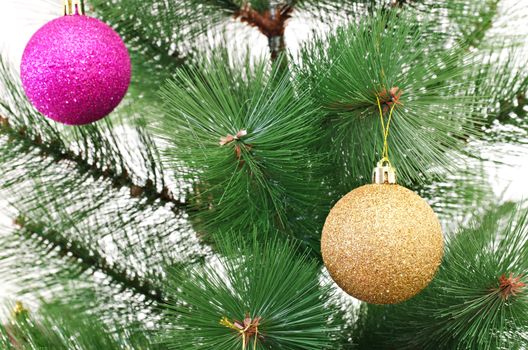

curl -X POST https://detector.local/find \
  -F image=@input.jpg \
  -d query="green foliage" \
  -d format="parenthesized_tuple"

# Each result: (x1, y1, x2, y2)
(88, 0, 193, 55)
(474, 50, 528, 135)
(0, 300, 157, 349)
(356, 204, 528, 350)
(0, 57, 205, 304)
(161, 232, 341, 349)
(392, 0, 502, 48)
(445, 0, 500, 47)
(172, 0, 374, 22)
(0, 211, 162, 347)
(416, 158, 496, 226)
(89, 0, 382, 66)
(0, 58, 174, 197)
(297, 11, 482, 190)
(158, 53, 324, 249)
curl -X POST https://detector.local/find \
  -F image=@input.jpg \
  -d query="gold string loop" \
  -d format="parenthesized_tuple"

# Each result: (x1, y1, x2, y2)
(372, 91, 399, 184)
(375, 94, 397, 164)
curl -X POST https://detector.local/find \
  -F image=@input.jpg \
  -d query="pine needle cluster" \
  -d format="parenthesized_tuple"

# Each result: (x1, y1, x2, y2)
(297, 11, 482, 190)
(162, 232, 340, 349)
(159, 54, 325, 249)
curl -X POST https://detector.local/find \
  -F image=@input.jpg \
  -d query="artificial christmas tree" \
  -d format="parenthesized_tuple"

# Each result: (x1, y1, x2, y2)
(0, 0, 527, 349)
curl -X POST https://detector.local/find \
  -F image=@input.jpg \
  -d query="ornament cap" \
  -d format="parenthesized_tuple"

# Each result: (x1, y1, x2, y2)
(64, 0, 84, 15)
(372, 158, 396, 184)
(11, 301, 29, 320)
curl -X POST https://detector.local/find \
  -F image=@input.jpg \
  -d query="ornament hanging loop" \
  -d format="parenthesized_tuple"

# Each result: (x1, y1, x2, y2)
(64, 0, 85, 15)
(374, 92, 398, 184)
(372, 157, 396, 184)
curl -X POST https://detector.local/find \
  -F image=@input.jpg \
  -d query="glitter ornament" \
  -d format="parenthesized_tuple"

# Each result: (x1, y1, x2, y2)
(20, 3, 131, 125)
(321, 178, 444, 304)
(321, 95, 444, 304)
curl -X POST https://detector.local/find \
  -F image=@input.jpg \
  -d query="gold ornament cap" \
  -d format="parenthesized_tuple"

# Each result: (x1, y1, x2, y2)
(372, 159, 396, 184)
(11, 301, 29, 321)
(64, 0, 85, 15)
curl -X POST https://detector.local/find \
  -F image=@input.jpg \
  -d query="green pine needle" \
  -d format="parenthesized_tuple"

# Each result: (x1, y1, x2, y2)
(158, 52, 325, 246)
(474, 50, 528, 130)
(0, 300, 156, 349)
(297, 10, 483, 190)
(161, 231, 340, 349)
(0, 55, 205, 304)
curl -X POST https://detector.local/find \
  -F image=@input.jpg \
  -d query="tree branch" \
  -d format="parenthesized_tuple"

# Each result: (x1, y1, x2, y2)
(14, 215, 165, 304)
(0, 114, 189, 212)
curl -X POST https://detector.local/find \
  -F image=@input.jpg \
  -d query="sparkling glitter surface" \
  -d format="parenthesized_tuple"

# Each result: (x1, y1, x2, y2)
(20, 15, 131, 125)
(321, 184, 444, 304)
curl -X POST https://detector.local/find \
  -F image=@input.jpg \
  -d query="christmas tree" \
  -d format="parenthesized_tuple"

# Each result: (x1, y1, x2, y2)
(0, 0, 527, 349)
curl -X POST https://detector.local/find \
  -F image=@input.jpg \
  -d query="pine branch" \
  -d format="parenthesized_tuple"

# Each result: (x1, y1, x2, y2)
(111, 0, 385, 63)
(397, 0, 525, 50)
(157, 51, 326, 251)
(1, 298, 158, 349)
(0, 145, 205, 306)
(0, 58, 207, 306)
(0, 137, 204, 313)
(417, 159, 497, 226)
(235, 3, 293, 61)
(448, 0, 500, 48)
(88, 0, 194, 62)
(0, 56, 190, 203)
(468, 49, 528, 144)
(14, 216, 165, 303)
(161, 231, 342, 349)
(229, 0, 382, 61)
(400, 1, 528, 139)
(0, 220, 161, 336)
(297, 10, 484, 190)
(0, 114, 188, 212)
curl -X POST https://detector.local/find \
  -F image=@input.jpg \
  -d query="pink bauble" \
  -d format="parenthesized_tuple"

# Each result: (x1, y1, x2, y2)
(20, 15, 131, 125)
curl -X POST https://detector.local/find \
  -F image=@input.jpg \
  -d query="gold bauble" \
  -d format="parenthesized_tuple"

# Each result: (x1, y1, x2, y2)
(321, 184, 443, 304)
